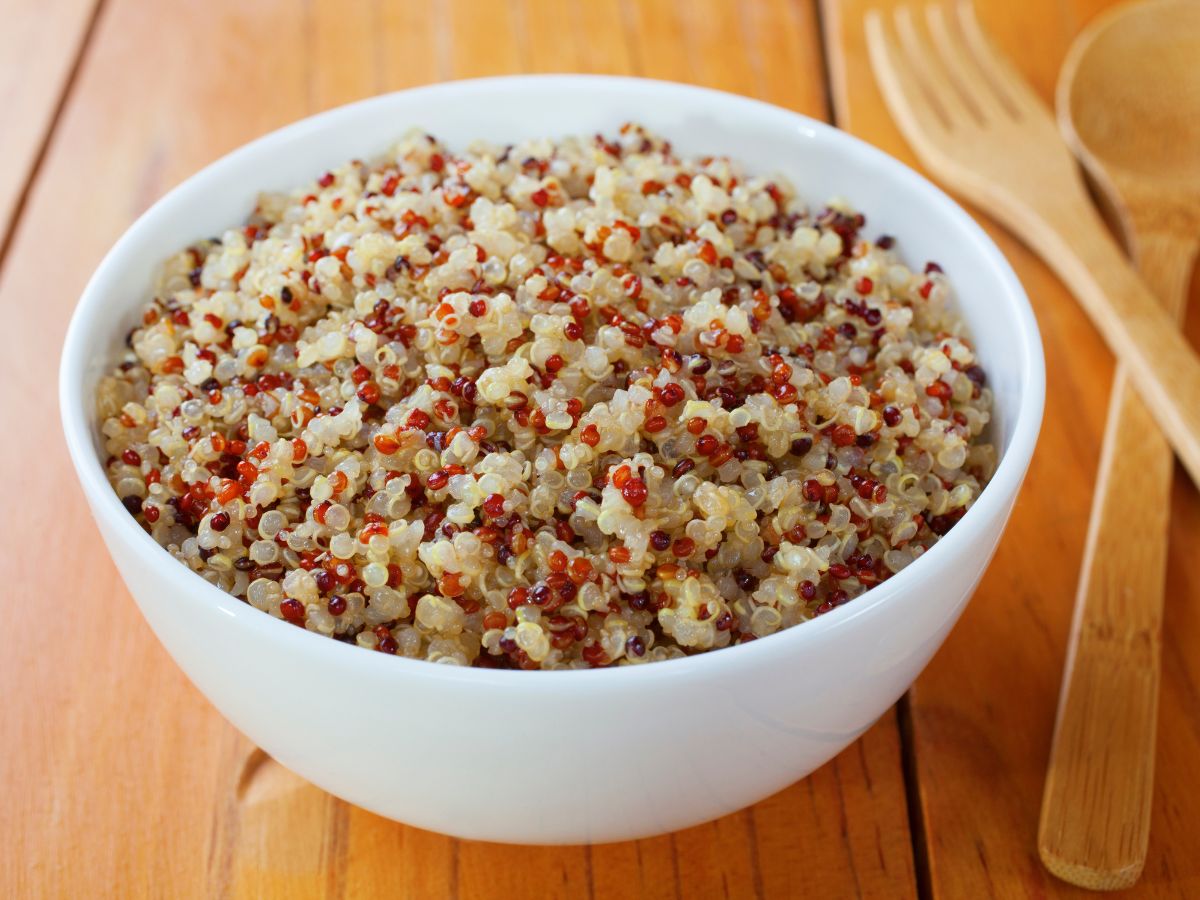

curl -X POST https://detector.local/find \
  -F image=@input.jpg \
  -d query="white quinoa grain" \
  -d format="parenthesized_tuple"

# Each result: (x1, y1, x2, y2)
(99, 125, 995, 668)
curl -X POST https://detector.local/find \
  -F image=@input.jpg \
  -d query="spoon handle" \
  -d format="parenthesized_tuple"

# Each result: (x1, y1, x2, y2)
(1039, 230, 1198, 890)
(1028, 198, 1200, 488)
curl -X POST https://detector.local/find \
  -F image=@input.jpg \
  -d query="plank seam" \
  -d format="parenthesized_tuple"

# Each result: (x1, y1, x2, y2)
(814, 5, 926, 892)
(816, 5, 926, 897)
(897, 696, 933, 900)
(806, 0, 836, 123)
(0, 0, 109, 274)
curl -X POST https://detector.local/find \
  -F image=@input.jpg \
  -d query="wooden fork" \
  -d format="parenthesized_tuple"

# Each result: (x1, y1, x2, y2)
(864, 2, 1200, 487)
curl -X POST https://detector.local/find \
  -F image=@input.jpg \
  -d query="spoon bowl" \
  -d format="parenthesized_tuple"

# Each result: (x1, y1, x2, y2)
(1059, 0, 1200, 221)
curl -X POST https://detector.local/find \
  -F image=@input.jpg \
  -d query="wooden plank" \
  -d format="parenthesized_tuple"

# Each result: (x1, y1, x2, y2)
(823, 0, 1200, 896)
(220, 715, 911, 900)
(0, 0, 100, 252)
(1, 0, 916, 896)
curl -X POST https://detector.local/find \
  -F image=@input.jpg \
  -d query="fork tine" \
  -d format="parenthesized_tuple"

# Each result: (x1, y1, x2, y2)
(954, 0, 1049, 120)
(925, 4, 1014, 122)
(892, 6, 979, 127)
(864, 8, 952, 144)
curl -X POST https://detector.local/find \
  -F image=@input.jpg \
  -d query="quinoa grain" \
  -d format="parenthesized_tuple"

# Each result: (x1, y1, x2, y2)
(98, 125, 995, 668)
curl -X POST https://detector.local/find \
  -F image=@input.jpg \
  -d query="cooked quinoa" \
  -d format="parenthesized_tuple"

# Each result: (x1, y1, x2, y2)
(98, 125, 996, 669)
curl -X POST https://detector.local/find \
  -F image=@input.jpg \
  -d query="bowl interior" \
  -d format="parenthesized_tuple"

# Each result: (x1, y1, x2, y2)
(62, 75, 1043, 659)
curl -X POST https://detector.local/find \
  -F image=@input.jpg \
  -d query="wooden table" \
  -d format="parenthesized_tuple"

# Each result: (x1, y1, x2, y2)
(3, 0, 1197, 896)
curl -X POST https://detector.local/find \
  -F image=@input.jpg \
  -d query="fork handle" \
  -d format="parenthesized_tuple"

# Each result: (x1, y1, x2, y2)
(1037, 230, 1197, 890)
(1029, 199, 1200, 486)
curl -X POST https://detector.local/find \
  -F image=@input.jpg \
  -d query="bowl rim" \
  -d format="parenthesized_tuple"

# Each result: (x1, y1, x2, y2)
(59, 73, 1045, 686)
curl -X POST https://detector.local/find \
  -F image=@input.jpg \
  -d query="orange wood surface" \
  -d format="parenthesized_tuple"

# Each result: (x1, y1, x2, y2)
(1, 0, 1195, 897)
(0, 0, 99, 247)
(0, 1, 914, 898)
(825, 0, 1200, 896)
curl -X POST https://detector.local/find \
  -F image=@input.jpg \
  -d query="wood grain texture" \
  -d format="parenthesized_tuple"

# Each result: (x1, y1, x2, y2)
(1041, 7, 1200, 876)
(864, 0, 1200, 489)
(825, 0, 1200, 896)
(0, 1, 914, 897)
(0, 0, 100, 250)
(1039, 359, 1176, 890)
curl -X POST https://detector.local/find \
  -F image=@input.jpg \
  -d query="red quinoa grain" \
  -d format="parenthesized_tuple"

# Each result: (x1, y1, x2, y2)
(98, 126, 994, 667)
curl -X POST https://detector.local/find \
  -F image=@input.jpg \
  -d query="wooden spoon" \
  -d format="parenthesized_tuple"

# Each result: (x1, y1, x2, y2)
(1040, 0, 1200, 890)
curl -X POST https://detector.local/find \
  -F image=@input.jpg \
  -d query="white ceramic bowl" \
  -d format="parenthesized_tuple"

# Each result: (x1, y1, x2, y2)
(60, 75, 1044, 844)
